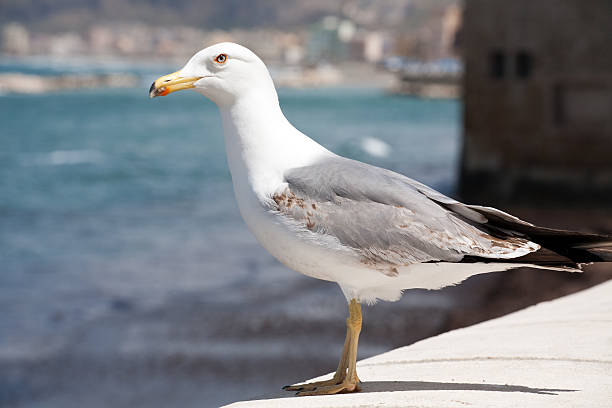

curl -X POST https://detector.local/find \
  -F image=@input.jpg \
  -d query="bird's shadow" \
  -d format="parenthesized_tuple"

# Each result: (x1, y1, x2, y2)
(254, 380, 577, 401)
(359, 381, 576, 395)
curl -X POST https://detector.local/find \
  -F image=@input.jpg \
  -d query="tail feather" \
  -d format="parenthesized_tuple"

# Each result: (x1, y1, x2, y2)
(466, 205, 612, 266)
(585, 248, 612, 262)
(574, 241, 612, 250)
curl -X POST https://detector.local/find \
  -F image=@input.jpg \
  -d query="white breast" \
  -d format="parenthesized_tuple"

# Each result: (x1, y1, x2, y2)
(218, 96, 356, 282)
(229, 164, 356, 283)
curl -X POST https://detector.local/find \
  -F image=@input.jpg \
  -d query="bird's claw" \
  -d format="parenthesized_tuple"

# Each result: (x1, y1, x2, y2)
(283, 378, 342, 392)
(294, 380, 360, 396)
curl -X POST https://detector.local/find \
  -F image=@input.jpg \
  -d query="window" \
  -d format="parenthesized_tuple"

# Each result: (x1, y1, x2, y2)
(489, 50, 505, 78)
(516, 51, 533, 79)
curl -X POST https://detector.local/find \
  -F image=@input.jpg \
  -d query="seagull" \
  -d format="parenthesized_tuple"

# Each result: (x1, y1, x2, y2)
(149, 42, 611, 396)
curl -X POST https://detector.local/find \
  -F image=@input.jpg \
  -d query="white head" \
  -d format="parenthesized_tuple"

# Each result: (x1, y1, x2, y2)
(149, 42, 276, 106)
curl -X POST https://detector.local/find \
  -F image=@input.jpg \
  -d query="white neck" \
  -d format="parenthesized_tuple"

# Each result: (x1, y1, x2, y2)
(219, 90, 332, 200)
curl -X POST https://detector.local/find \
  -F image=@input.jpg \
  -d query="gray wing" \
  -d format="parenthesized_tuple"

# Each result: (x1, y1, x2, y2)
(273, 156, 538, 269)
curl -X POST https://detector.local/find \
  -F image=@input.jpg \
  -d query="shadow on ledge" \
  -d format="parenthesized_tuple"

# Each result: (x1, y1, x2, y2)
(358, 381, 576, 395)
(252, 380, 577, 401)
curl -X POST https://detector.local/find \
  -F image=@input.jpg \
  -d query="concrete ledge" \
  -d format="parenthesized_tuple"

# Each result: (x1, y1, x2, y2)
(223, 280, 612, 407)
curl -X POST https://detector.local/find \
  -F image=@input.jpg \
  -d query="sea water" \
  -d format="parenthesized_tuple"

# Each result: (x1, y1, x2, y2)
(0, 83, 460, 406)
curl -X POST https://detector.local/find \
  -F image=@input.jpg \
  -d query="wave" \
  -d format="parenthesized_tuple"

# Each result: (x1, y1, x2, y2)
(22, 149, 105, 166)
(360, 136, 391, 158)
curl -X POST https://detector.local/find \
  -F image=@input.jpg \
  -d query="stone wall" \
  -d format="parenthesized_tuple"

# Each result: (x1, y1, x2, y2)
(459, 0, 612, 204)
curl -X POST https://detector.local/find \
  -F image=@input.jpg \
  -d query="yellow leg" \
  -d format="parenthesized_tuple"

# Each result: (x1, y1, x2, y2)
(283, 324, 350, 391)
(285, 299, 363, 396)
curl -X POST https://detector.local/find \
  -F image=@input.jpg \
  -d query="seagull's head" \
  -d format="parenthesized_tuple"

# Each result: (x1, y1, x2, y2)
(149, 42, 274, 106)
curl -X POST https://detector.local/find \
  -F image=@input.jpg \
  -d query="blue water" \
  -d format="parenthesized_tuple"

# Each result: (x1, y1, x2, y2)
(0, 83, 460, 406)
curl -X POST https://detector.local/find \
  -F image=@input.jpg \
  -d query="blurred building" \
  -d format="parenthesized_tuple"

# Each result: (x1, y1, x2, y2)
(459, 0, 612, 205)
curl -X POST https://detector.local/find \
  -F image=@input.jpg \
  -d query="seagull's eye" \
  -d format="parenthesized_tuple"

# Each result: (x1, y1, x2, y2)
(215, 54, 227, 64)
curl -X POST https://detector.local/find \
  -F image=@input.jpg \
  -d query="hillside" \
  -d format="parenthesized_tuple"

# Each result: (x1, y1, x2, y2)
(0, 0, 458, 32)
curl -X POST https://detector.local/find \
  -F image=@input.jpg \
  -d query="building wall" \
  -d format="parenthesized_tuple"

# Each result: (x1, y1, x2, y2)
(459, 0, 612, 204)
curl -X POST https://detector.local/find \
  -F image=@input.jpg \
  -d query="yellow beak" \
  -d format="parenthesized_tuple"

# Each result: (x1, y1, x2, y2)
(149, 71, 202, 98)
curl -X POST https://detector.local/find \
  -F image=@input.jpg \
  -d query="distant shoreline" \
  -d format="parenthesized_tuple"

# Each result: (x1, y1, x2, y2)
(0, 72, 139, 94)
(0, 56, 402, 93)
(1, 55, 459, 97)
